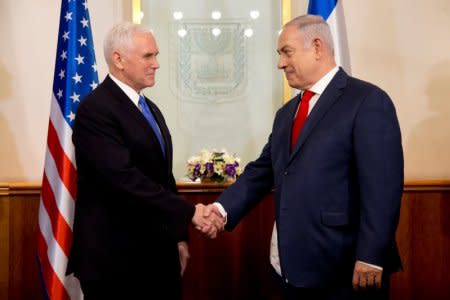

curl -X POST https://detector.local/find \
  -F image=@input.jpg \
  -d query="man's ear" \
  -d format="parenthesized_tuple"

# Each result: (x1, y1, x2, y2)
(312, 38, 324, 59)
(112, 51, 124, 70)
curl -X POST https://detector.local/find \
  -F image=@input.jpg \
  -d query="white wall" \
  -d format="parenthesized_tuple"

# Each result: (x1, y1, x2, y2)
(0, 0, 127, 181)
(293, 0, 450, 180)
(343, 0, 450, 180)
(1, 0, 449, 181)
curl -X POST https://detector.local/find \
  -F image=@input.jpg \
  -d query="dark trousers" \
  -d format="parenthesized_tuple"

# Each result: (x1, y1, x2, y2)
(80, 278, 182, 300)
(271, 267, 390, 300)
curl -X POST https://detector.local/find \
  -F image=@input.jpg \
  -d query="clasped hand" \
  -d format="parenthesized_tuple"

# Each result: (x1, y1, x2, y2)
(192, 204, 225, 239)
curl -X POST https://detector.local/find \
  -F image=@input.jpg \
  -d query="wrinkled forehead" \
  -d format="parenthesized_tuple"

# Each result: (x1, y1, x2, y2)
(130, 31, 158, 49)
(277, 25, 304, 50)
(132, 31, 156, 43)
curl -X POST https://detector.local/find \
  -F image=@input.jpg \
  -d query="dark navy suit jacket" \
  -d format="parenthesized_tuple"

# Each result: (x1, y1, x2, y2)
(217, 68, 403, 287)
(67, 75, 195, 285)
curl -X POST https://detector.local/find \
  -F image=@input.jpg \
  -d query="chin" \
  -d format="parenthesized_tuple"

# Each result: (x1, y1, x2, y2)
(287, 80, 299, 89)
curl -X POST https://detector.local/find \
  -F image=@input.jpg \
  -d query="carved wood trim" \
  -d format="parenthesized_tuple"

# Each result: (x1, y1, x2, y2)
(1, 180, 450, 195)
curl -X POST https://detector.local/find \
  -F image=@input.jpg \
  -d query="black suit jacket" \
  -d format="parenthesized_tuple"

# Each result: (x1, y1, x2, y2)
(218, 68, 403, 287)
(67, 75, 195, 283)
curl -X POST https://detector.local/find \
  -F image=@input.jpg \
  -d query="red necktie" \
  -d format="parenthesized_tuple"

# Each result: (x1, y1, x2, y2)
(290, 90, 315, 151)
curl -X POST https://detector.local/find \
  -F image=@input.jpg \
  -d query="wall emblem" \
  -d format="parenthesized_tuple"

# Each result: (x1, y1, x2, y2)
(170, 21, 249, 103)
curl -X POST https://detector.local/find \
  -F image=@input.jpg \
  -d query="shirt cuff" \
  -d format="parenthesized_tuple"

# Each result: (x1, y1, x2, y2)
(213, 202, 228, 224)
(357, 260, 383, 270)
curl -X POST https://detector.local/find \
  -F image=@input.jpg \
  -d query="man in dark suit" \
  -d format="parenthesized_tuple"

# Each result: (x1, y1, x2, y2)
(67, 22, 220, 299)
(204, 15, 403, 299)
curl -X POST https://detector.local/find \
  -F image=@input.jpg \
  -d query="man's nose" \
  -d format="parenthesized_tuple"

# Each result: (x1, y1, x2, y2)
(277, 57, 286, 69)
(152, 59, 160, 69)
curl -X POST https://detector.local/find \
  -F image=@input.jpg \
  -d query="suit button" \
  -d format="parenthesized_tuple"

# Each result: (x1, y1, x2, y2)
(284, 171, 288, 175)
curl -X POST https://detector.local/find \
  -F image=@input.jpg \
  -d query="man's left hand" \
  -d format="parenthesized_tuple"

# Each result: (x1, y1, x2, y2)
(352, 261, 383, 290)
(178, 241, 190, 276)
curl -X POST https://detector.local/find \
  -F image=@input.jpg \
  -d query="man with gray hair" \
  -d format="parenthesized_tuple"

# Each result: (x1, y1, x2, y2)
(204, 14, 403, 299)
(67, 22, 222, 299)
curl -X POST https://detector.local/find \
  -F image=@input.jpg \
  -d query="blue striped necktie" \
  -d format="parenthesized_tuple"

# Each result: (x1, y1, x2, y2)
(138, 95, 166, 157)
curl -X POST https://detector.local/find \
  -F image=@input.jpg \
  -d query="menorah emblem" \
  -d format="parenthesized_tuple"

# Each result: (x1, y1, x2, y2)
(170, 21, 249, 103)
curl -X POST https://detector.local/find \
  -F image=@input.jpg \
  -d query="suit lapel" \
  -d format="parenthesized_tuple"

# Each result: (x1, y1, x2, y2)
(103, 76, 169, 161)
(103, 76, 151, 130)
(288, 69, 348, 163)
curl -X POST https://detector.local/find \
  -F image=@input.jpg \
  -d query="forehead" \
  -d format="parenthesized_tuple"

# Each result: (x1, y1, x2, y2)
(277, 25, 303, 49)
(132, 32, 158, 52)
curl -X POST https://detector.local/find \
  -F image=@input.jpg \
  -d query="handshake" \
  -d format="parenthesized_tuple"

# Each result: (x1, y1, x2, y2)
(192, 203, 226, 239)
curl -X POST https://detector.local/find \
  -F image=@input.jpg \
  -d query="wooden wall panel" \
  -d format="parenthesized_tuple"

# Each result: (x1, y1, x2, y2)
(179, 191, 282, 300)
(0, 181, 449, 299)
(390, 190, 450, 300)
(0, 193, 10, 300)
(0, 184, 44, 300)
(9, 194, 43, 300)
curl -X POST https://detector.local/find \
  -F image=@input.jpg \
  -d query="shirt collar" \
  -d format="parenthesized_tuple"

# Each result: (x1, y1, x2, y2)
(109, 73, 142, 107)
(304, 66, 339, 96)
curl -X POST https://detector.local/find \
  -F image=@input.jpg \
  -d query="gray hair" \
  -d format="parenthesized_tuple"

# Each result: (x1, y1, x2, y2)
(103, 22, 152, 66)
(285, 14, 334, 54)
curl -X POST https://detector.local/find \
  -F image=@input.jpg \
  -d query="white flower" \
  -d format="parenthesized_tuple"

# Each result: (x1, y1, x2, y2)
(185, 148, 244, 182)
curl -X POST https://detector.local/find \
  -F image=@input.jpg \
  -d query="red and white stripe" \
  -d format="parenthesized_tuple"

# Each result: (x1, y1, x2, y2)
(37, 94, 83, 300)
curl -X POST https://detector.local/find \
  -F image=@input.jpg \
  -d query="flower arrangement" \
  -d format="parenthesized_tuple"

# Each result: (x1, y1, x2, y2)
(186, 149, 243, 183)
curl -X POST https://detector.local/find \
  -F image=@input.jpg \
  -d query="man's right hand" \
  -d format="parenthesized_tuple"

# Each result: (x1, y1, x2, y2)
(192, 203, 225, 239)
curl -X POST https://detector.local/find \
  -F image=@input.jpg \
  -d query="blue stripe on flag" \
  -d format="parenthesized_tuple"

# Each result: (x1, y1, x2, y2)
(307, 0, 337, 20)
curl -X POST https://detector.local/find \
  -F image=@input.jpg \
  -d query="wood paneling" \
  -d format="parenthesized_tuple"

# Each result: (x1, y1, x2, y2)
(0, 195, 10, 300)
(9, 193, 42, 300)
(391, 190, 450, 300)
(0, 183, 43, 300)
(0, 181, 449, 300)
(179, 191, 282, 300)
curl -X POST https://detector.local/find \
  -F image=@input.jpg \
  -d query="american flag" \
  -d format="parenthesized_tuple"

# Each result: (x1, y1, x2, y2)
(37, 0, 98, 299)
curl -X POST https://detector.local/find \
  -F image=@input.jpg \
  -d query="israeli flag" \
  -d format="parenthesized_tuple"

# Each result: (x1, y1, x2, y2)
(308, 0, 351, 74)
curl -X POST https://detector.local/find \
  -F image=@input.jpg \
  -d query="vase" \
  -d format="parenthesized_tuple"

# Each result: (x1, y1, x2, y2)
(200, 176, 236, 184)
(225, 176, 236, 183)
(200, 177, 215, 184)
